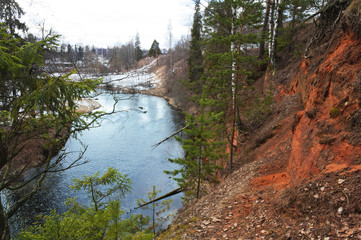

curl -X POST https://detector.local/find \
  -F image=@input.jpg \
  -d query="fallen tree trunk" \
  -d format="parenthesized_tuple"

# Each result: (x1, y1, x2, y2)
(135, 187, 183, 209)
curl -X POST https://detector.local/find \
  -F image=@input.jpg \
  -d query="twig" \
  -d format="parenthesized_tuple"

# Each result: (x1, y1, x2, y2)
(342, 190, 350, 208)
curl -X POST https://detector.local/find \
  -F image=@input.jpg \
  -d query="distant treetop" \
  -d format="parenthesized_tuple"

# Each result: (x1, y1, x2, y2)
(148, 39, 161, 57)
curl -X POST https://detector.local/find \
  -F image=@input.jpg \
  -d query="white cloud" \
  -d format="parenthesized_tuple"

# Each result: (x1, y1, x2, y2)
(17, 0, 193, 48)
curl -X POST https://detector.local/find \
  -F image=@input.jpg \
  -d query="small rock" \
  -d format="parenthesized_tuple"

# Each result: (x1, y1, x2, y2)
(338, 179, 345, 184)
(212, 217, 222, 223)
(261, 230, 268, 234)
(321, 187, 325, 191)
(337, 207, 343, 215)
(234, 223, 238, 227)
(224, 228, 228, 232)
(202, 220, 211, 225)
(314, 194, 320, 199)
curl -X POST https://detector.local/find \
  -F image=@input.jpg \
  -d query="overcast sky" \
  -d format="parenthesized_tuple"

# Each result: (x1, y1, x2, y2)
(17, 0, 194, 49)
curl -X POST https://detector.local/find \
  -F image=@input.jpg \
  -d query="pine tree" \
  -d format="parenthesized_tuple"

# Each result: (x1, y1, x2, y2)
(188, 0, 204, 92)
(18, 169, 154, 239)
(135, 33, 143, 62)
(137, 186, 173, 235)
(0, 0, 27, 37)
(166, 88, 225, 200)
(148, 39, 161, 58)
(203, 0, 263, 171)
(259, 0, 272, 59)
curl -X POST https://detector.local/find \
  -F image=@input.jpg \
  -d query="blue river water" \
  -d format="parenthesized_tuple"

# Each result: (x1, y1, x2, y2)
(11, 91, 185, 234)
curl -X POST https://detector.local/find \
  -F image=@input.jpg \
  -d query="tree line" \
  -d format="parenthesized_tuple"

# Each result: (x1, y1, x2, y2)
(48, 38, 161, 74)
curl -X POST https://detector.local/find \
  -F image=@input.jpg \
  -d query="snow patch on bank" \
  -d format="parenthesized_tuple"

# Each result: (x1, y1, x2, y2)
(76, 99, 102, 113)
(101, 59, 160, 90)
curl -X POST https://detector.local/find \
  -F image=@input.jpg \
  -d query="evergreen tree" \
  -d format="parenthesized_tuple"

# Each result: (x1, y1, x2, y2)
(18, 168, 153, 239)
(148, 39, 161, 58)
(137, 186, 173, 235)
(135, 33, 143, 62)
(77, 45, 84, 61)
(166, 88, 225, 200)
(0, 0, 27, 37)
(188, 0, 204, 91)
(285, 0, 317, 52)
(70, 168, 132, 211)
(259, 0, 272, 59)
(203, 0, 263, 170)
(0, 27, 102, 238)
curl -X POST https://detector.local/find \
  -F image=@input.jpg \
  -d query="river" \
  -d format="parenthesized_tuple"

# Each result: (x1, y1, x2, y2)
(11, 90, 185, 234)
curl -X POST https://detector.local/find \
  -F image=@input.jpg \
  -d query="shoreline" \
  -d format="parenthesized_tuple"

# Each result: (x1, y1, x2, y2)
(97, 83, 182, 111)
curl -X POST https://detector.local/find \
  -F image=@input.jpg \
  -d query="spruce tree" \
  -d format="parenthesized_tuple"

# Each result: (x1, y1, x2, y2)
(135, 33, 143, 62)
(188, 0, 204, 92)
(0, 26, 106, 238)
(19, 169, 154, 239)
(148, 39, 161, 58)
(0, 0, 27, 37)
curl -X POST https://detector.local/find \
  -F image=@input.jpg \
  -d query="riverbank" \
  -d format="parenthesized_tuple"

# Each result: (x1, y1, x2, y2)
(76, 98, 102, 113)
(140, 56, 198, 114)
(99, 55, 192, 112)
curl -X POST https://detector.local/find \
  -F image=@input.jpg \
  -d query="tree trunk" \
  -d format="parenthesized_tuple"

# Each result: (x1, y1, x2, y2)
(0, 136, 8, 170)
(152, 203, 155, 235)
(0, 200, 10, 240)
(228, 4, 238, 172)
(270, 0, 283, 67)
(197, 124, 203, 199)
(289, 3, 298, 52)
(259, 0, 272, 59)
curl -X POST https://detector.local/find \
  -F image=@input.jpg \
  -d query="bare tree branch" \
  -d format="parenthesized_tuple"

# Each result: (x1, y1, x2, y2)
(151, 125, 188, 148)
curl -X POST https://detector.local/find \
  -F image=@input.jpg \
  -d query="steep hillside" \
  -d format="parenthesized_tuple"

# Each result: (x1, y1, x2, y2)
(158, 4, 361, 240)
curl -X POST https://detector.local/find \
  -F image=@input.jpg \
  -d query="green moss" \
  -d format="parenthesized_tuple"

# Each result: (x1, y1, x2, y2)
(330, 107, 341, 118)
